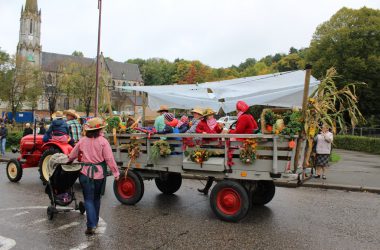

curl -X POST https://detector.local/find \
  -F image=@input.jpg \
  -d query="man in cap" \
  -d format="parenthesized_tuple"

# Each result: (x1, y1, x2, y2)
(186, 107, 204, 133)
(64, 109, 82, 145)
(154, 105, 169, 132)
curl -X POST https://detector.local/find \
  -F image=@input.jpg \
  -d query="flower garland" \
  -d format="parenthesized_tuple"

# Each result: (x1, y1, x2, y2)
(120, 140, 140, 160)
(240, 139, 258, 164)
(150, 140, 171, 162)
(185, 147, 213, 165)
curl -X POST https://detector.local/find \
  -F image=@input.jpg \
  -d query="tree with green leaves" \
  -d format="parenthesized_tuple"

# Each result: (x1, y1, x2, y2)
(72, 51, 84, 57)
(0, 55, 42, 120)
(307, 7, 380, 121)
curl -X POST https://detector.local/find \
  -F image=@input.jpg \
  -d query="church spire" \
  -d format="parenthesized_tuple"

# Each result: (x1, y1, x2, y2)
(24, 0, 38, 14)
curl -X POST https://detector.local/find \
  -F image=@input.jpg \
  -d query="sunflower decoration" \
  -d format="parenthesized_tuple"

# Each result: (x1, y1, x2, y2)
(240, 139, 258, 164)
(150, 140, 171, 161)
(185, 147, 213, 165)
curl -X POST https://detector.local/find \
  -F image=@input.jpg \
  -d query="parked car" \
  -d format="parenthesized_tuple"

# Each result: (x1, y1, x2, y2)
(217, 116, 237, 129)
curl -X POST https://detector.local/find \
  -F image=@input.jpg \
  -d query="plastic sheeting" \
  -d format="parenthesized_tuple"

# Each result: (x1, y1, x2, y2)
(118, 70, 319, 113)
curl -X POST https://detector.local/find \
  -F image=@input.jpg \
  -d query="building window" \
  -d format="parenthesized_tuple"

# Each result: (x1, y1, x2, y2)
(30, 19, 33, 34)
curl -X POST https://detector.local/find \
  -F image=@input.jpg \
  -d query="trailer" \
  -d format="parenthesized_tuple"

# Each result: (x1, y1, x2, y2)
(111, 133, 304, 222)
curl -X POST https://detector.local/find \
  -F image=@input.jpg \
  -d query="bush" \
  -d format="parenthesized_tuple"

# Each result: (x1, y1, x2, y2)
(6, 131, 23, 149)
(334, 135, 380, 155)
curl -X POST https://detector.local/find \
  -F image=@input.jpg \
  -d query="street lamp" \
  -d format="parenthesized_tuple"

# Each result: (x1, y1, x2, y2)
(94, 0, 102, 117)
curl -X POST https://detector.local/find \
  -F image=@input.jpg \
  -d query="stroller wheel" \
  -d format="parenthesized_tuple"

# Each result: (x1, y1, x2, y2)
(79, 201, 85, 215)
(47, 206, 55, 220)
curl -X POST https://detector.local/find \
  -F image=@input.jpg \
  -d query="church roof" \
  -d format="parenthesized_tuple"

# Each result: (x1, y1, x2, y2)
(41, 52, 94, 72)
(105, 59, 143, 82)
(25, 0, 38, 13)
(41, 52, 143, 83)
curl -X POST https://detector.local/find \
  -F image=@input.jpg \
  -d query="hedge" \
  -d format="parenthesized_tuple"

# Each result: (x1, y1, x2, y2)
(334, 135, 380, 155)
(6, 131, 23, 149)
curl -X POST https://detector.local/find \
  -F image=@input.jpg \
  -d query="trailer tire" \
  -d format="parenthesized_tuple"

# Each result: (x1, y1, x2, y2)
(39, 147, 61, 184)
(155, 173, 182, 194)
(251, 180, 275, 206)
(210, 180, 250, 222)
(114, 170, 144, 205)
(6, 159, 23, 182)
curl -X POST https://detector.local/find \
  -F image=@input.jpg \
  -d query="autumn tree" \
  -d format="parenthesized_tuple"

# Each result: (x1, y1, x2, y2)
(307, 7, 380, 120)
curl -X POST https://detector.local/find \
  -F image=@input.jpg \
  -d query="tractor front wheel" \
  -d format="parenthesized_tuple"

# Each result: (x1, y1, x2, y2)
(6, 159, 23, 182)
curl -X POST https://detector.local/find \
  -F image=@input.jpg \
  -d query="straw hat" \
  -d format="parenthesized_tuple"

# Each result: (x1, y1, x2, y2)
(157, 105, 169, 113)
(202, 108, 216, 117)
(52, 111, 64, 119)
(64, 109, 80, 119)
(191, 107, 203, 115)
(84, 117, 106, 131)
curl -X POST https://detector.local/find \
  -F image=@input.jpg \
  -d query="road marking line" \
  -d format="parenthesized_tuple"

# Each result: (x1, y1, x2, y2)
(28, 218, 47, 226)
(0, 206, 46, 211)
(13, 211, 29, 217)
(69, 242, 93, 250)
(0, 235, 16, 250)
(57, 222, 81, 231)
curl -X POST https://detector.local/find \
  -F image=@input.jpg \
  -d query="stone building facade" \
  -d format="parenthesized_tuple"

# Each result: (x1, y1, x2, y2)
(13, 0, 144, 117)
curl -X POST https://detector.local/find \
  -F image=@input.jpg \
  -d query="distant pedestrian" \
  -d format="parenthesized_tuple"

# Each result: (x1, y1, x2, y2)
(38, 122, 46, 135)
(23, 123, 33, 137)
(0, 123, 7, 157)
(314, 124, 333, 180)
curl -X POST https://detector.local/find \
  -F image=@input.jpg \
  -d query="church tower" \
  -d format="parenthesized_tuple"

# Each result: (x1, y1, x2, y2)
(17, 0, 42, 67)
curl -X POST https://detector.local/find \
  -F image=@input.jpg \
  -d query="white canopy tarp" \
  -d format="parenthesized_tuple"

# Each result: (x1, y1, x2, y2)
(118, 70, 319, 113)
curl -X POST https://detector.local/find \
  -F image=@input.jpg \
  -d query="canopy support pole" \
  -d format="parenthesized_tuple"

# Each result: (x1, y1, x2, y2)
(294, 65, 312, 172)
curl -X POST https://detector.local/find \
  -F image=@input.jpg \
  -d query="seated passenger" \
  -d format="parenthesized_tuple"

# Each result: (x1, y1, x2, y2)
(186, 108, 203, 133)
(196, 108, 223, 134)
(229, 100, 258, 134)
(43, 111, 70, 143)
(154, 105, 169, 132)
(177, 115, 189, 133)
(157, 113, 179, 134)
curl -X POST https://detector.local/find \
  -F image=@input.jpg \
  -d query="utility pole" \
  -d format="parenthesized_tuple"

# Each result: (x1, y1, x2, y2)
(94, 0, 102, 117)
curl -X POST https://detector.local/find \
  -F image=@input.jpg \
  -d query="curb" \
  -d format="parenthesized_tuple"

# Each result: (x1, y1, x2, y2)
(301, 182, 380, 194)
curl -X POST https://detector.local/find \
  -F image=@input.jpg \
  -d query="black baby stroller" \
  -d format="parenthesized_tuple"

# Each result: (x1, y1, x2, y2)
(45, 153, 85, 220)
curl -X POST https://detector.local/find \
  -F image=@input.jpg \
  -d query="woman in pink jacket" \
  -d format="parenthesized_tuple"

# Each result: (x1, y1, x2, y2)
(69, 117, 120, 235)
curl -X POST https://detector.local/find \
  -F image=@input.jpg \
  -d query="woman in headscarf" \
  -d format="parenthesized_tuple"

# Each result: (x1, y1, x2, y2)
(68, 117, 120, 235)
(196, 108, 224, 195)
(196, 108, 223, 134)
(229, 100, 258, 134)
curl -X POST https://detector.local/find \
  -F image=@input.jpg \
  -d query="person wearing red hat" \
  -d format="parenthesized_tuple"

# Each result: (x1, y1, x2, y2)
(229, 101, 258, 134)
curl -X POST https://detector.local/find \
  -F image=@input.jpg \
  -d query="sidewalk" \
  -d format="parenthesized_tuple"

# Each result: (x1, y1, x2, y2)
(304, 149, 380, 194)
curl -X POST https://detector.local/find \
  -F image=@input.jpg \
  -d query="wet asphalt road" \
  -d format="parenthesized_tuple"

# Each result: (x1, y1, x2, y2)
(0, 164, 379, 250)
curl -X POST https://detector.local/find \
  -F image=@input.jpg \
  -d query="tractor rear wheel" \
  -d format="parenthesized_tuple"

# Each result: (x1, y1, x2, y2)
(6, 159, 23, 182)
(39, 147, 61, 184)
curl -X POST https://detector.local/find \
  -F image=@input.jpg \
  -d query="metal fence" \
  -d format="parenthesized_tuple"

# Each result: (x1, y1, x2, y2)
(346, 127, 380, 138)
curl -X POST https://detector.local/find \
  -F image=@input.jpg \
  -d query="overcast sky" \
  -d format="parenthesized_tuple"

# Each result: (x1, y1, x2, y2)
(1, 0, 379, 68)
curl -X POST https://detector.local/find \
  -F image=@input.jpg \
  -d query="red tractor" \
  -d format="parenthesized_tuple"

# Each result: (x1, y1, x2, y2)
(6, 134, 73, 183)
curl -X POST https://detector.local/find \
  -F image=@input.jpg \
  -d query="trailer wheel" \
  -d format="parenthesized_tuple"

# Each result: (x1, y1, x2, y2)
(210, 180, 250, 222)
(6, 159, 23, 182)
(155, 173, 182, 194)
(251, 180, 275, 206)
(39, 147, 61, 184)
(114, 170, 144, 205)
